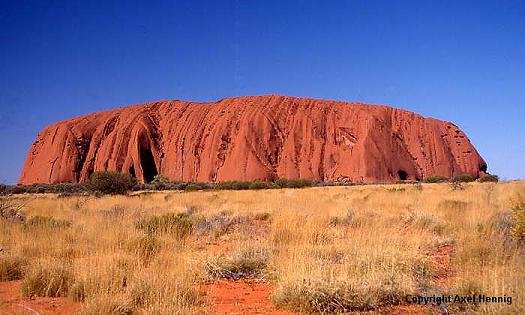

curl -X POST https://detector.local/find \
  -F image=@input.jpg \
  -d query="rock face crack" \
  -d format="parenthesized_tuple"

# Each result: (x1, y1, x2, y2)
(19, 95, 487, 184)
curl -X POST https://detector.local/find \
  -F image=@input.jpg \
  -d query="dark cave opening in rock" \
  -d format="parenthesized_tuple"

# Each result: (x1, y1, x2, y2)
(129, 165, 136, 178)
(397, 170, 408, 180)
(139, 146, 158, 183)
(480, 163, 487, 173)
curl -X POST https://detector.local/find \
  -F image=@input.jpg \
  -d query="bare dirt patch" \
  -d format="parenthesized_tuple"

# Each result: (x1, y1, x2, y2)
(432, 244, 455, 288)
(201, 280, 295, 315)
(0, 281, 80, 314)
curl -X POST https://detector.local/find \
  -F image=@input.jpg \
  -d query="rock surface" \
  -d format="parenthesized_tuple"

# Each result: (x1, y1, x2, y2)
(19, 95, 487, 184)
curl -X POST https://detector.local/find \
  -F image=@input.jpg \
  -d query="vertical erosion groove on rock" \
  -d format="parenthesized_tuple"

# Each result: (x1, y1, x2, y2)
(19, 95, 487, 184)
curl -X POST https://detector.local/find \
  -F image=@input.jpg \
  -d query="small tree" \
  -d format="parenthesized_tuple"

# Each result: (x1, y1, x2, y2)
(478, 174, 499, 183)
(86, 171, 136, 195)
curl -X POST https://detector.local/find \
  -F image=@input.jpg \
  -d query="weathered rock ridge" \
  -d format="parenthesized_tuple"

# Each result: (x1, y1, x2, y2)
(19, 95, 487, 184)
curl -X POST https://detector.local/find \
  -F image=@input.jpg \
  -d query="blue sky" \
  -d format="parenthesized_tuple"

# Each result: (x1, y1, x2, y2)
(1, 0, 524, 183)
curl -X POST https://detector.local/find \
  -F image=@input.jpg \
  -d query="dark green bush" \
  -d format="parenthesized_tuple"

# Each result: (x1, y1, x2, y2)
(478, 174, 499, 183)
(1, 183, 86, 195)
(275, 178, 315, 188)
(51, 183, 86, 194)
(452, 173, 475, 183)
(0, 184, 7, 195)
(136, 213, 193, 239)
(423, 176, 449, 183)
(184, 182, 210, 192)
(86, 171, 136, 194)
(9, 185, 28, 194)
(248, 181, 278, 190)
(215, 181, 251, 190)
(150, 175, 170, 190)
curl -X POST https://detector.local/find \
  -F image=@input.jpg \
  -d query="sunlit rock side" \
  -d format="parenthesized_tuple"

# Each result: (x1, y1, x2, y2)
(19, 95, 487, 184)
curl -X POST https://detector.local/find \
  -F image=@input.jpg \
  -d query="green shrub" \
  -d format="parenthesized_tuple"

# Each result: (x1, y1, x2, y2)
(0, 255, 27, 281)
(21, 262, 74, 297)
(275, 178, 315, 188)
(86, 171, 137, 195)
(0, 184, 7, 195)
(136, 213, 193, 239)
(184, 183, 207, 192)
(452, 173, 475, 183)
(150, 174, 170, 190)
(215, 181, 251, 190)
(248, 181, 277, 190)
(24, 215, 71, 229)
(423, 176, 449, 183)
(0, 183, 86, 195)
(478, 174, 499, 183)
(8, 185, 28, 194)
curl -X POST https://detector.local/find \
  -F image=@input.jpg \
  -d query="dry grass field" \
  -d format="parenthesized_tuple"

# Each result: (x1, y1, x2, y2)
(1, 181, 524, 314)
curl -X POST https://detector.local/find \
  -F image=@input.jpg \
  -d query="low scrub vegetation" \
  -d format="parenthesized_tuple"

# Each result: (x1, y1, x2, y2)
(478, 174, 499, 183)
(135, 212, 193, 239)
(452, 173, 475, 183)
(0, 254, 27, 281)
(87, 171, 137, 194)
(0, 181, 523, 314)
(205, 244, 270, 280)
(21, 261, 73, 297)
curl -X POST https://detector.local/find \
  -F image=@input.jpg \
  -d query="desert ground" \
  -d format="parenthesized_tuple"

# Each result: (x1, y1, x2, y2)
(1, 181, 524, 314)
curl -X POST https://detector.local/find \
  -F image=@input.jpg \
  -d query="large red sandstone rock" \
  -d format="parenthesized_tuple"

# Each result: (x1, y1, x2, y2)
(19, 95, 487, 184)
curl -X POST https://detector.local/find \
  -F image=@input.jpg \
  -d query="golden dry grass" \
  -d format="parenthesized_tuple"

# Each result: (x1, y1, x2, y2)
(0, 181, 524, 314)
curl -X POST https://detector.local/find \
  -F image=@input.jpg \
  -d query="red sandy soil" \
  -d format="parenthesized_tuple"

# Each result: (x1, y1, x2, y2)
(0, 281, 80, 315)
(380, 304, 435, 315)
(432, 244, 456, 288)
(200, 280, 295, 315)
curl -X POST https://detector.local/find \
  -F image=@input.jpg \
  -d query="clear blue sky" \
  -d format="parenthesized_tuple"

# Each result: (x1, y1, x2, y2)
(1, 0, 524, 184)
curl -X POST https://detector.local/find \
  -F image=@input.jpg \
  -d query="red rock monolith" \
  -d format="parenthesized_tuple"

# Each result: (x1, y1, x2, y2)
(19, 95, 487, 184)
